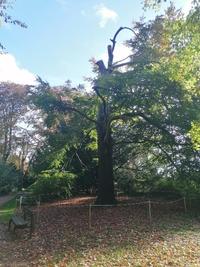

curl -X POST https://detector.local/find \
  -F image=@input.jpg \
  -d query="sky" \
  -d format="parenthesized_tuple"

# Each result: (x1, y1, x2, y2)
(0, 0, 192, 88)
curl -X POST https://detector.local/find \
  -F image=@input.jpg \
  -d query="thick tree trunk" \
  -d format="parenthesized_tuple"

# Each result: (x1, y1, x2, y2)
(95, 104, 116, 204)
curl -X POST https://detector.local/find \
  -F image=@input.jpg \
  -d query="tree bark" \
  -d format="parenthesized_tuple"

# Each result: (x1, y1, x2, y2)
(95, 103, 116, 204)
(95, 27, 134, 204)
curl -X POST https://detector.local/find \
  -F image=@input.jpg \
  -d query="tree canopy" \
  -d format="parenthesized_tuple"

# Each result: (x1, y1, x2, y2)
(28, 4, 200, 203)
(1, 2, 200, 203)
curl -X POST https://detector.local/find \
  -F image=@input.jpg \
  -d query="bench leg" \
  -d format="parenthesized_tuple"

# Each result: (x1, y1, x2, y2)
(8, 219, 12, 231)
(29, 229, 32, 239)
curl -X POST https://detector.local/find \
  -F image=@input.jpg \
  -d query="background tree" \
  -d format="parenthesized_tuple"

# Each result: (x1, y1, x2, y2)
(0, 83, 28, 162)
(30, 82, 98, 197)
(0, 82, 43, 191)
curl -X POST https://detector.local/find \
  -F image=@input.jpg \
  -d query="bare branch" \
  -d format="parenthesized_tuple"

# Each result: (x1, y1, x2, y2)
(113, 55, 132, 66)
(110, 27, 138, 53)
(113, 61, 133, 69)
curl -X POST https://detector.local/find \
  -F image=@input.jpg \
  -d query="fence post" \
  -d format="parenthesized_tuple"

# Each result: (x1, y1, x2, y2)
(89, 204, 92, 229)
(36, 199, 40, 226)
(183, 197, 187, 213)
(19, 196, 23, 210)
(148, 200, 152, 224)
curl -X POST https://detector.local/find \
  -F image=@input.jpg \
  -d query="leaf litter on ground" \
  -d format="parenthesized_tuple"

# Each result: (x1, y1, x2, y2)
(0, 196, 200, 266)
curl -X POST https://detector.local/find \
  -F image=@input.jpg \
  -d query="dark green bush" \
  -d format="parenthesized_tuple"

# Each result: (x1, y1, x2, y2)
(29, 170, 76, 201)
(0, 160, 22, 195)
(154, 178, 200, 198)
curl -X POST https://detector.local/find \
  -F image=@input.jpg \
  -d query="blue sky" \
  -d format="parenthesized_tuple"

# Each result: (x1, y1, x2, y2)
(0, 0, 191, 87)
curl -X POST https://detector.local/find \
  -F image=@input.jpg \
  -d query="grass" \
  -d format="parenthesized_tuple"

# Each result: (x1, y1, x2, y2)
(0, 197, 16, 223)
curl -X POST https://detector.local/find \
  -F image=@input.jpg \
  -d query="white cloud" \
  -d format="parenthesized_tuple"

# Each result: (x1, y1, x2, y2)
(95, 3, 118, 28)
(100, 43, 132, 68)
(0, 53, 36, 85)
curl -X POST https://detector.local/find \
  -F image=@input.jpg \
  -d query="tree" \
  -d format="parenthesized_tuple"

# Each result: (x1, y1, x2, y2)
(30, 83, 98, 195)
(143, 0, 198, 9)
(0, 159, 22, 195)
(92, 5, 199, 203)
(0, 83, 28, 161)
(32, 5, 200, 204)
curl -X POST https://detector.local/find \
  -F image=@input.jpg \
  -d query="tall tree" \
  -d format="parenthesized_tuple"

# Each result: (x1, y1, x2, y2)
(32, 5, 200, 204)
(0, 83, 28, 161)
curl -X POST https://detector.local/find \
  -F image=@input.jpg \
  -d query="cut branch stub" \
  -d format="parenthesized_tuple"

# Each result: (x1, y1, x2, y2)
(96, 60, 107, 75)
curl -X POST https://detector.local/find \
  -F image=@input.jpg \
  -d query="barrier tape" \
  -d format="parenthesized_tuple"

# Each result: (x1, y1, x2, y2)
(150, 198, 184, 205)
(91, 201, 149, 207)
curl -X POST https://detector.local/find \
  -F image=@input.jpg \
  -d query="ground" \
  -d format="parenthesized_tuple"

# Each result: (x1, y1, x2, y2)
(0, 196, 200, 266)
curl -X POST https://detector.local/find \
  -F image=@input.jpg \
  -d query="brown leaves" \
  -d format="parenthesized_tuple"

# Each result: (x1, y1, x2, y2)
(0, 196, 200, 266)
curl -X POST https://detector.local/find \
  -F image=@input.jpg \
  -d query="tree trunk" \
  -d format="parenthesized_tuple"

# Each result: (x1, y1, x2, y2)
(95, 103, 116, 204)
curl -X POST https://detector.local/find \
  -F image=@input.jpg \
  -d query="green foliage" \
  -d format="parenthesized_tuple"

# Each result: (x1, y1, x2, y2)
(30, 83, 98, 195)
(29, 170, 76, 200)
(189, 122, 200, 150)
(0, 197, 16, 223)
(156, 178, 200, 198)
(0, 160, 22, 195)
(110, 6, 200, 195)
(29, 5, 200, 201)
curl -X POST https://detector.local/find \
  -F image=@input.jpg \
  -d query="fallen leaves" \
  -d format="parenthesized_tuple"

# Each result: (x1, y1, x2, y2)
(0, 196, 200, 266)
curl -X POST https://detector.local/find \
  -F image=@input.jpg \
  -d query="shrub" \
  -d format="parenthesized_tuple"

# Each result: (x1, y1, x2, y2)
(155, 178, 200, 198)
(29, 170, 76, 201)
(0, 160, 22, 195)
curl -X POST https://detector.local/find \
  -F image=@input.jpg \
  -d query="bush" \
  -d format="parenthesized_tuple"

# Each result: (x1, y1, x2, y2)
(155, 178, 200, 198)
(29, 170, 76, 201)
(0, 160, 22, 195)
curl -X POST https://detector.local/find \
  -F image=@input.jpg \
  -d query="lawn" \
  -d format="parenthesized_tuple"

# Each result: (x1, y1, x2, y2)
(0, 196, 200, 266)
(0, 197, 16, 223)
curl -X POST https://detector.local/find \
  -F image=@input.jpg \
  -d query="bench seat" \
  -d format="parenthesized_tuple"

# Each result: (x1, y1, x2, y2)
(8, 207, 34, 238)
(11, 215, 28, 227)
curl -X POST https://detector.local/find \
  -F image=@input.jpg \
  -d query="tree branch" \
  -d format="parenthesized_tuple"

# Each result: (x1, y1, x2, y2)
(110, 111, 141, 123)
(93, 85, 107, 107)
(58, 100, 97, 125)
(110, 27, 138, 53)
(112, 61, 133, 69)
(96, 60, 107, 75)
(110, 110, 177, 143)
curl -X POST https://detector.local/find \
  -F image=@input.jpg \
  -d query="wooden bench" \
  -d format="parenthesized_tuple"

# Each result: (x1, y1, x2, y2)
(8, 207, 35, 238)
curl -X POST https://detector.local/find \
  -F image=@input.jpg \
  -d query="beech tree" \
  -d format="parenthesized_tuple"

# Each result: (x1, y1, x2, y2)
(92, 4, 200, 203)
(32, 4, 200, 204)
